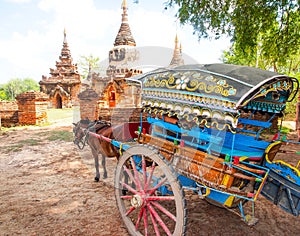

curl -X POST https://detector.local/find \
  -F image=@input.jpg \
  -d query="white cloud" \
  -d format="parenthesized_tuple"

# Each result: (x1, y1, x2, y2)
(5, 0, 31, 3)
(0, 0, 121, 82)
(0, 0, 230, 83)
(36, 0, 120, 59)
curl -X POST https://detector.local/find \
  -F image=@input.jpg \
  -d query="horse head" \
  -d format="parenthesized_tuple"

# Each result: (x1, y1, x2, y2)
(73, 119, 90, 149)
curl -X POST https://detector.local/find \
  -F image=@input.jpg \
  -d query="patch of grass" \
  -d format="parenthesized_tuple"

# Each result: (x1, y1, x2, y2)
(46, 130, 73, 142)
(4, 144, 24, 153)
(3, 130, 73, 153)
(18, 139, 42, 146)
(47, 108, 78, 123)
(3, 138, 43, 153)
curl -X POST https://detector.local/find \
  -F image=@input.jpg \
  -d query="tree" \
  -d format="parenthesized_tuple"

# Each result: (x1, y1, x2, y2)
(0, 78, 39, 101)
(221, 41, 300, 73)
(5, 79, 22, 101)
(77, 54, 100, 80)
(21, 78, 40, 92)
(165, 0, 300, 70)
(0, 85, 6, 100)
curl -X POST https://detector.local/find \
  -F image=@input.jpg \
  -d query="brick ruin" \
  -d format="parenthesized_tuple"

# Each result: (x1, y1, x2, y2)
(0, 91, 49, 128)
(17, 91, 49, 125)
(78, 89, 100, 121)
(0, 101, 18, 128)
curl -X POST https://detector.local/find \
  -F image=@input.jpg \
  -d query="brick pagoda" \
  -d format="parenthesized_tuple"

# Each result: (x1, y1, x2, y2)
(40, 29, 81, 108)
(91, 0, 142, 109)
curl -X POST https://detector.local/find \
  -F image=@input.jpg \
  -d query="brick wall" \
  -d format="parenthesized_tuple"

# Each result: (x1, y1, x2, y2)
(98, 107, 147, 124)
(78, 89, 99, 121)
(16, 91, 49, 125)
(0, 101, 18, 127)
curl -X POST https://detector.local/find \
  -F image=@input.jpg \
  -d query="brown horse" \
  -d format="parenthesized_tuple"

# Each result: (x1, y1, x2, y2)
(73, 119, 123, 181)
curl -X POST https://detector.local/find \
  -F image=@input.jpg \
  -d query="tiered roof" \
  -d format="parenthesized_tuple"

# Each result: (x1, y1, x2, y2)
(40, 29, 80, 84)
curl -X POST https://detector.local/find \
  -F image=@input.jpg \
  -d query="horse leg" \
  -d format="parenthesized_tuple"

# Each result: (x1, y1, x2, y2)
(91, 147, 100, 182)
(101, 154, 107, 179)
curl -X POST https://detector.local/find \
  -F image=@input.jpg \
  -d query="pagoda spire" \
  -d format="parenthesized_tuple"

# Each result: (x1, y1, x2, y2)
(169, 34, 184, 67)
(122, 0, 128, 22)
(174, 34, 179, 50)
(63, 28, 67, 44)
(113, 0, 136, 47)
(60, 28, 71, 60)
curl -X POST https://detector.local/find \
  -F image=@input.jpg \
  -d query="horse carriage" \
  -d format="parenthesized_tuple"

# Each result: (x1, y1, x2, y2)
(74, 64, 300, 236)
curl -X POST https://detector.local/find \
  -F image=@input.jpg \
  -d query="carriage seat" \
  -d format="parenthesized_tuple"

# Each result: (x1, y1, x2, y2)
(148, 117, 222, 152)
(237, 118, 272, 139)
(210, 132, 271, 161)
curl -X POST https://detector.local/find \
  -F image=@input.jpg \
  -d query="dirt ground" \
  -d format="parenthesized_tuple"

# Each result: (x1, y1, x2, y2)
(0, 123, 299, 236)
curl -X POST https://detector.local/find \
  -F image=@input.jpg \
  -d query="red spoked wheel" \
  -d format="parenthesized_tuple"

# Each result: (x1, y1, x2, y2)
(114, 145, 186, 236)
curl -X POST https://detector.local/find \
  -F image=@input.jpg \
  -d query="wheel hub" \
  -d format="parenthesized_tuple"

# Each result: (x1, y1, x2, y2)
(131, 194, 144, 208)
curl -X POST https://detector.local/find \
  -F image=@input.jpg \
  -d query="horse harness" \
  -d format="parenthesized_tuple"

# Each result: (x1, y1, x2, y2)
(74, 120, 111, 150)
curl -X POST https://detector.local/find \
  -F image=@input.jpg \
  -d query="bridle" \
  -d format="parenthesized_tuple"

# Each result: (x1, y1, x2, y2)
(73, 123, 89, 150)
(73, 120, 111, 150)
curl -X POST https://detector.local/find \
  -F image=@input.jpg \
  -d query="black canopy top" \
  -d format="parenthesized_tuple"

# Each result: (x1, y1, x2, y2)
(130, 64, 298, 130)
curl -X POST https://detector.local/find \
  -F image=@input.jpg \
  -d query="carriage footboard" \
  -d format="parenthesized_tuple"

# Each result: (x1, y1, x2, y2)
(261, 156, 300, 216)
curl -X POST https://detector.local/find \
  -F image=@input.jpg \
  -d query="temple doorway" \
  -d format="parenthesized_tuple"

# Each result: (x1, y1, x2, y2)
(109, 88, 116, 107)
(55, 95, 62, 109)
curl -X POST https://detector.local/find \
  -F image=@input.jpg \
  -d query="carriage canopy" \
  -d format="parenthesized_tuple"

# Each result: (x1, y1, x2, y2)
(135, 64, 298, 130)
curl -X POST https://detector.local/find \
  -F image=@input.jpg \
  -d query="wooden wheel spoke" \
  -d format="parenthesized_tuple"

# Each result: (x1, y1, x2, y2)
(143, 206, 149, 236)
(125, 206, 136, 216)
(145, 161, 156, 192)
(120, 195, 132, 200)
(147, 203, 172, 236)
(149, 205, 161, 236)
(150, 201, 177, 222)
(135, 207, 144, 231)
(148, 177, 168, 195)
(147, 196, 175, 201)
(130, 157, 142, 192)
(123, 165, 137, 187)
(122, 182, 138, 195)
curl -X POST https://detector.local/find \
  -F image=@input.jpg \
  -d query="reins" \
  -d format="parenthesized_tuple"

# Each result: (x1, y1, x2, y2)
(74, 120, 112, 150)
(74, 127, 89, 150)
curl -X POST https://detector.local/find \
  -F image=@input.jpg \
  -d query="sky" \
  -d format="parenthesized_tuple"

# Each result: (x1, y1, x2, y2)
(0, 0, 231, 84)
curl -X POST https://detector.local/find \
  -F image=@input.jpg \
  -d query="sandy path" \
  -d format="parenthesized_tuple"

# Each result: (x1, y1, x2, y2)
(0, 125, 299, 235)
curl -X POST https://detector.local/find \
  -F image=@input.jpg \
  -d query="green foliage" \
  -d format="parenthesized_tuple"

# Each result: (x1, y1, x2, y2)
(283, 72, 300, 118)
(0, 78, 39, 101)
(216, 1, 300, 117)
(0, 86, 6, 100)
(280, 126, 291, 134)
(21, 78, 40, 92)
(166, 0, 300, 70)
(78, 54, 100, 80)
